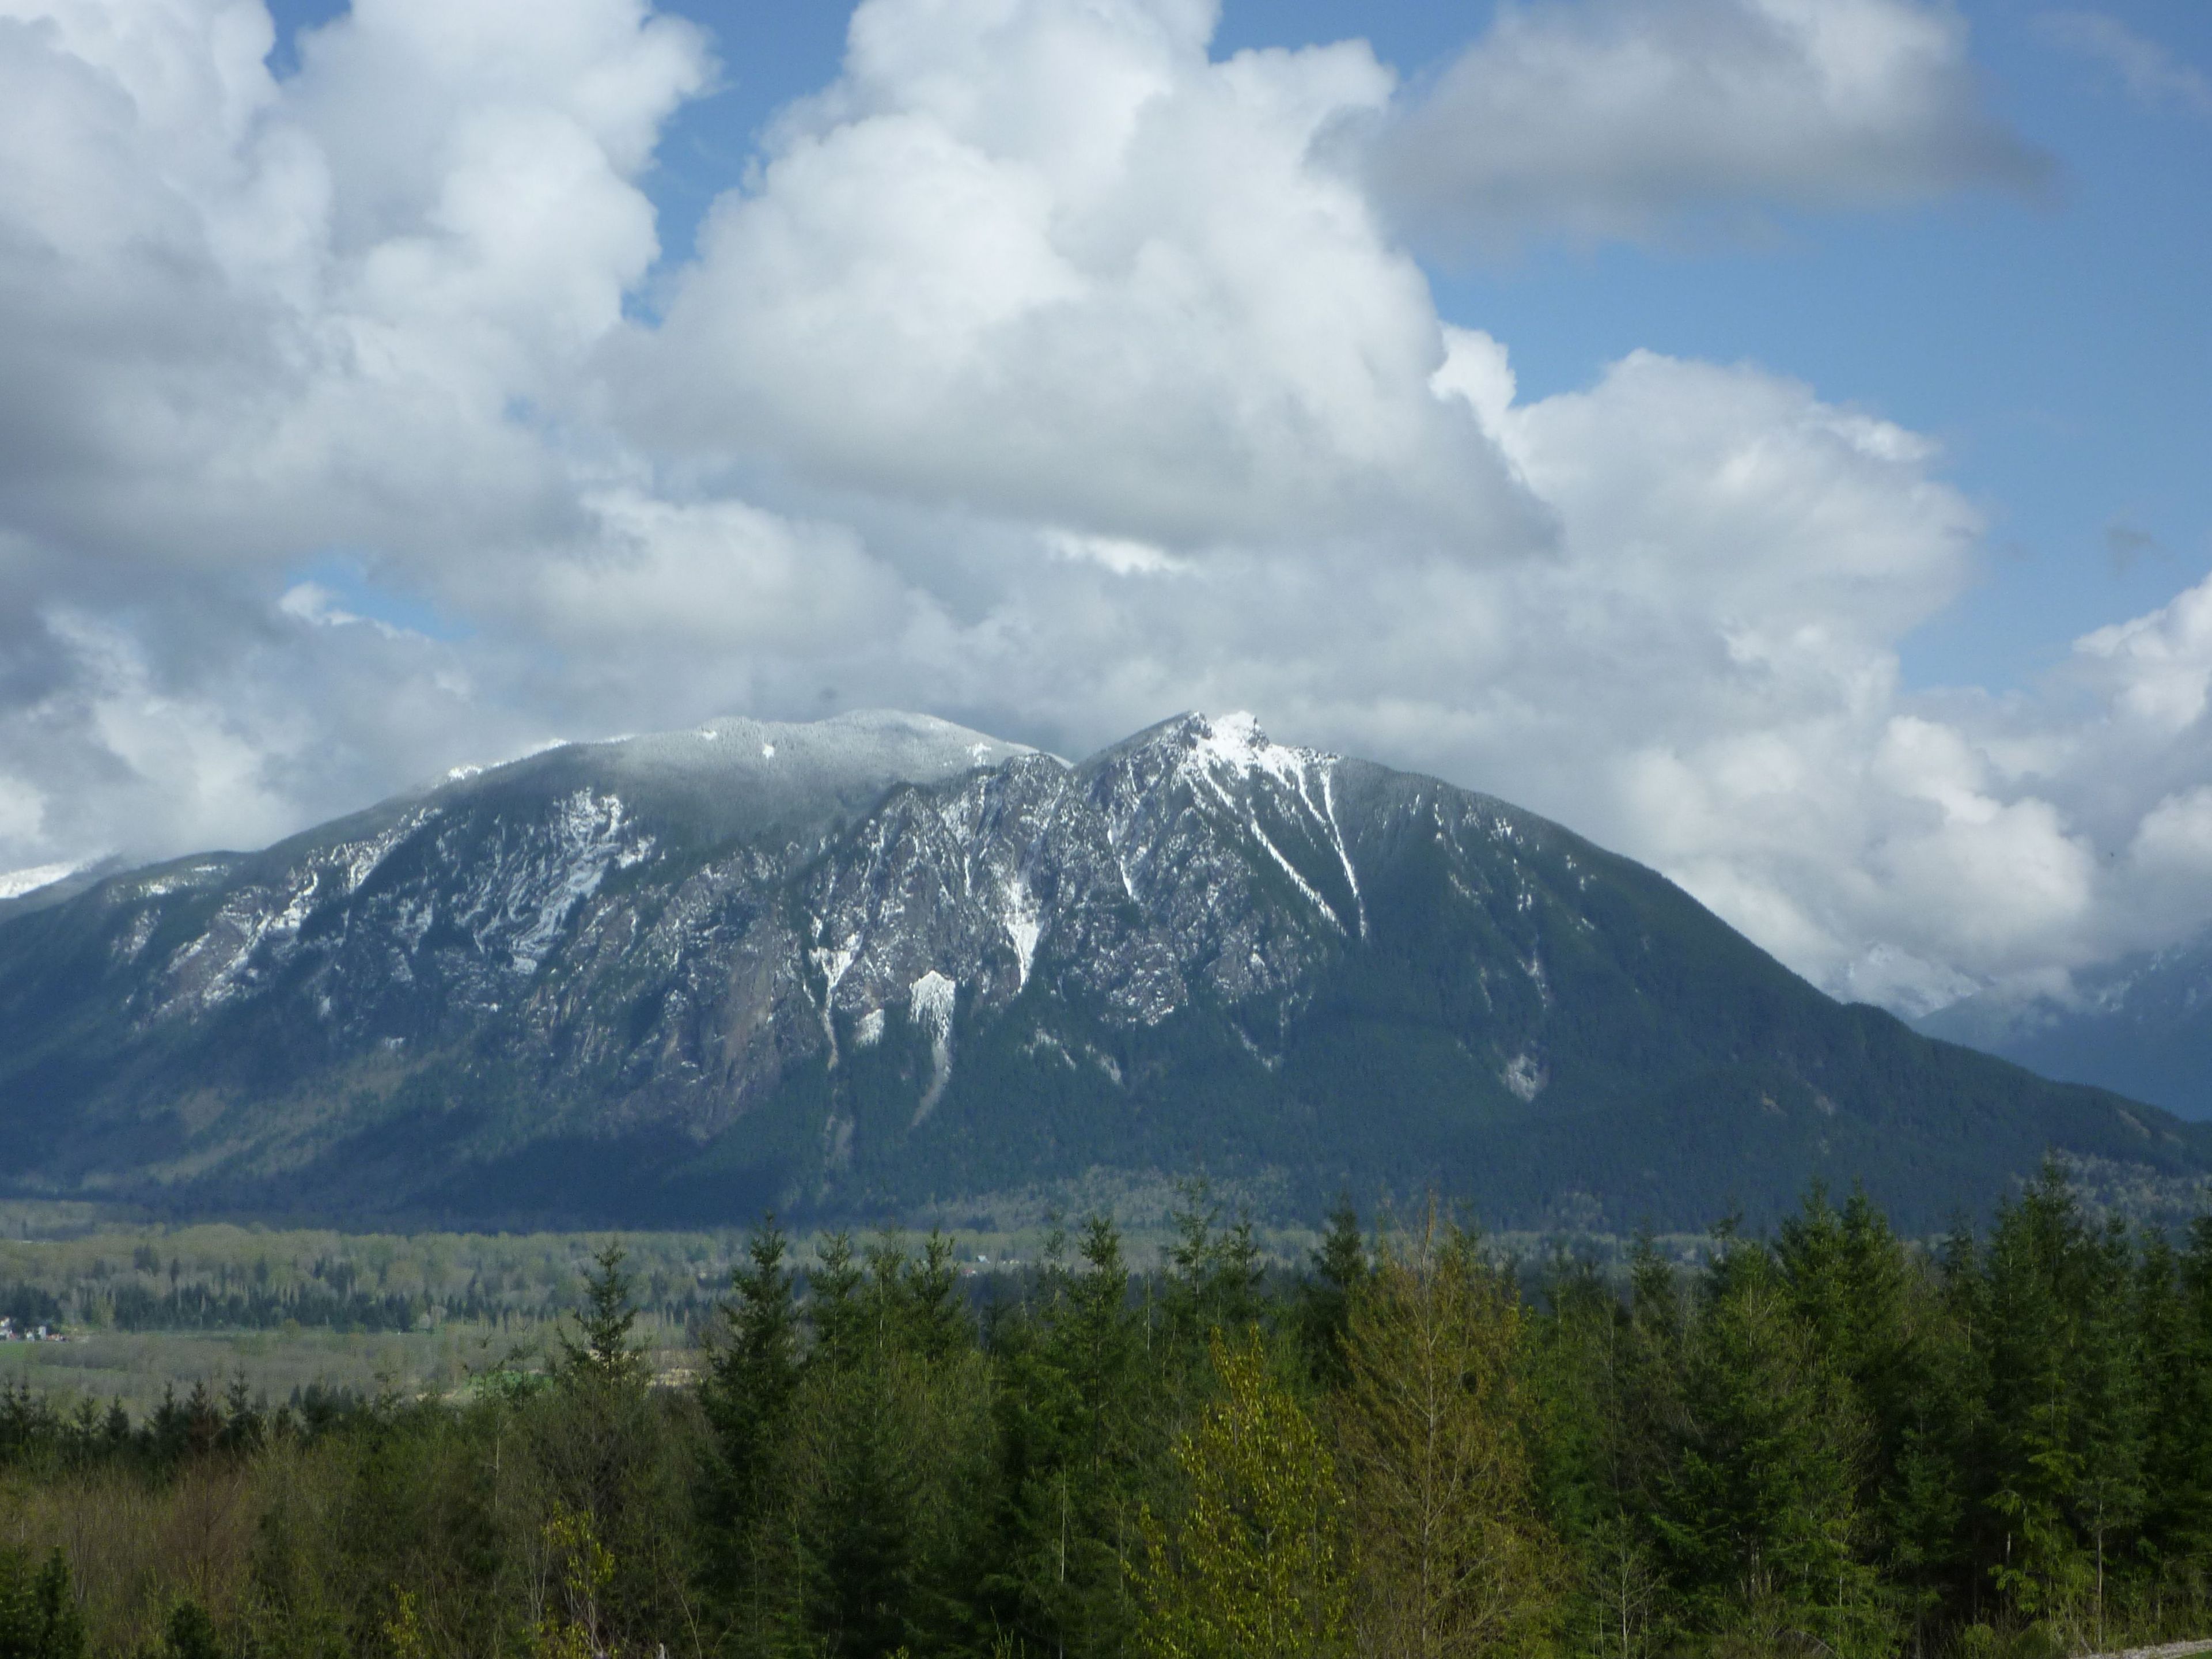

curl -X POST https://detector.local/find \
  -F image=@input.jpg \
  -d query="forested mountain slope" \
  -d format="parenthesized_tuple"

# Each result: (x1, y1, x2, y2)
(0, 710, 2199, 1231)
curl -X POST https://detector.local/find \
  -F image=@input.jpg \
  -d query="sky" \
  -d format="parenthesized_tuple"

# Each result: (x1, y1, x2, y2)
(0, 0, 2207, 1020)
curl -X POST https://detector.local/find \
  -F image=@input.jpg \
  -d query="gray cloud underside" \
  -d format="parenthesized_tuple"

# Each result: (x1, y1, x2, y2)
(1363, 0, 2051, 252)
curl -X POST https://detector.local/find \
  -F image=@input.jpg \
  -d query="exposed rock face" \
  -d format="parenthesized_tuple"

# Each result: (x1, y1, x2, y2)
(0, 710, 2201, 1231)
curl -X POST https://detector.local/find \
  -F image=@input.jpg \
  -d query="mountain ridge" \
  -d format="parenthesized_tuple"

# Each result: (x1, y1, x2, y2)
(1919, 934, 2212, 1122)
(0, 709, 2200, 1233)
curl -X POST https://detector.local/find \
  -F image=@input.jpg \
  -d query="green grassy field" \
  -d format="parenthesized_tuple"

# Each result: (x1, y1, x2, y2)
(0, 1323, 543, 1415)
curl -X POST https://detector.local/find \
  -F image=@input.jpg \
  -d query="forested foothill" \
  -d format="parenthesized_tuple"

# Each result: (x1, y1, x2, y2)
(4, 1170, 2212, 1658)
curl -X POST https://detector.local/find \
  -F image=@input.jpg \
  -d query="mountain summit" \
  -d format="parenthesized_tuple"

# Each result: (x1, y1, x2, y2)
(0, 711, 2200, 1230)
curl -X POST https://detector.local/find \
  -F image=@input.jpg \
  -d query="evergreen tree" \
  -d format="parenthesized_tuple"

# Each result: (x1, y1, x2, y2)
(183, 1380, 221, 1459)
(900, 1230, 972, 1365)
(811, 1232, 869, 1371)
(2073, 1218, 2148, 1650)
(0, 1548, 85, 1659)
(1162, 1182, 1264, 1372)
(1336, 1204, 1558, 1658)
(1979, 1166, 2093, 1628)
(161, 1601, 220, 1659)
(862, 1230, 912, 1361)
(557, 1242, 649, 1392)
(2141, 1214, 2212, 1620)
(1297, 1197, 1368, 1389)
(1778, 1185, 1974, 1640)
(218, 1376, 264, 1455)
(992, 1215, 1151, 1658)
(793, 1226, 994, 1657)
(797, 1363, 925, 1659)
(1620, 1231, 1688, 1521)
(1527, 1254, 1660, 1659)
(702, 1216, 803, 1641)
(706, 1218, 802, 1509)
(1649, 1239, 1883, 1656)
(544, 1237, 680, 1652)
(1521, 1228, 1690, 1659)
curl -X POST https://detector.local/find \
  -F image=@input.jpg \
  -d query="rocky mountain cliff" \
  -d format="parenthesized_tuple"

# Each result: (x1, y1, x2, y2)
(0, 710, 2201, 1232)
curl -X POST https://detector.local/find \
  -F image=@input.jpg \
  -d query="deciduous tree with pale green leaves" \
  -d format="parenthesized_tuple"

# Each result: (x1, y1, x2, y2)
(1137, 1333, 1349, 1659)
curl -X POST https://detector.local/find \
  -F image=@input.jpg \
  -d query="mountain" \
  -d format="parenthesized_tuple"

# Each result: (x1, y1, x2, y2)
(1919, 938, 2212, 1123)
(0, 710, 2202, 1233)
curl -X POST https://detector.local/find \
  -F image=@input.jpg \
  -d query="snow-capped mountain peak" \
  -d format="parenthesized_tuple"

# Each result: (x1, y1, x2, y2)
(0, 709, 2194, 1233)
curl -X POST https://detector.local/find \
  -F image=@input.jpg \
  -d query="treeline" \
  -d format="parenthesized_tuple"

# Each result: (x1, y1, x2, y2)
(2, 1377, 367, 1470)
(0, 1252, 724, 1336)
(4, 1168, 2212, 1657)
(2, 1272, 488, 1335)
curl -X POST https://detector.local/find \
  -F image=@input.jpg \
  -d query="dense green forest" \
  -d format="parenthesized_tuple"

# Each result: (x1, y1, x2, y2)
(4, 1170, 2212, 1658)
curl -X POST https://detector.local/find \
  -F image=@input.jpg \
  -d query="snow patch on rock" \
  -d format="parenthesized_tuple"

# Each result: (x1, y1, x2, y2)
(1025, 1029, 1076, 1069)
(1316, 765, 1366, 938)
(157, 809, 446, 1015)
(1244, 813, 1345, 934)
(1502, 1052, 1547, 1103)
(113, 909, 157, 964)
(909, 970, 957, 1122)
(1002, 880, 1043, 990)
(1522, 950, 1551, 1007)
(506, 794, 632, 974)
(810, 931, 861, 1064)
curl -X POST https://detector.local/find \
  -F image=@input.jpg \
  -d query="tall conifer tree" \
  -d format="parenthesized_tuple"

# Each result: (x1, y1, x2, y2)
(703, 1217, 803, 1645)
(1336, 1204, 1558, 1658)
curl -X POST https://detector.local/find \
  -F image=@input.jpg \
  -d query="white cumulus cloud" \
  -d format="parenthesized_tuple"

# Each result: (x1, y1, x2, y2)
(0, 0, 2208, 1034)
(622, 0, 1544, 554)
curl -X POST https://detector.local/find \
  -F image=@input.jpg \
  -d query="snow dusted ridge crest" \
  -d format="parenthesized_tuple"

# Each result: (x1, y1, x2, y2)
(0, 861, 84, 902)
(1177, 711, 1366, 940)
(46, 714, 1652, 1162)
(62, 704, 1395, 1132)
